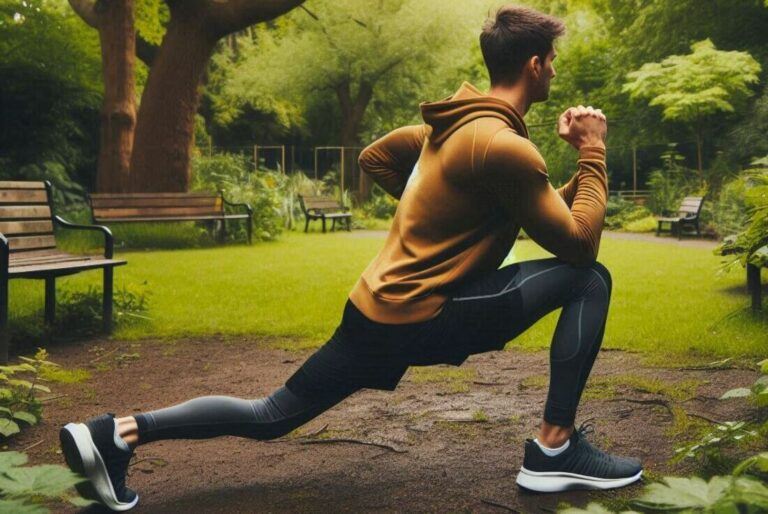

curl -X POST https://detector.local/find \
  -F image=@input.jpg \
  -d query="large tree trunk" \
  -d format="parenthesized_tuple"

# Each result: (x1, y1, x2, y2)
(97, 0, 136, 193)
(69, 0, 136, 193)
(337, 80, 373, 203)
(130, 0, 306, 192)
(129, 12, 216, 192)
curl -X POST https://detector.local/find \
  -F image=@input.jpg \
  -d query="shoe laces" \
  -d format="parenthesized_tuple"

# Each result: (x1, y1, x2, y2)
(576, 417, 597, 440)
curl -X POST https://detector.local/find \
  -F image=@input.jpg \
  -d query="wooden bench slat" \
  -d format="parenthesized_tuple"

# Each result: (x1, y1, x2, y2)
(8, 235, 56, 252)
(92, 214, 248, 223)
(90, 193, 218, 199)
(10, 253, 90, 266)
(90, 197, 220, 209)
(0, 220, 53, 236)
(92, 207, 223, 219)
(0, 205, 51, 220)
(0, 181, 46, 189)
(0, 190, 48, 204)
(9, 258, 127, 277)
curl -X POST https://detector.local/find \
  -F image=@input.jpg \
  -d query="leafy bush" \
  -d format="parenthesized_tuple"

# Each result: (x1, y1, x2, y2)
(361, 183, 398, 220)
(714, 160, 768, 270)
(192, 153, 287, 241)
(713, 173, 751, 237)
(0, 348, 56, 439)
(646, 147, 705, 215)
(0, 450, 94, 512)
(605, 197, 654, 231)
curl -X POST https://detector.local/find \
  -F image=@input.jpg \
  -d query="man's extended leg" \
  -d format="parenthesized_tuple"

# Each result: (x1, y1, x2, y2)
(59, 329, 365, 511)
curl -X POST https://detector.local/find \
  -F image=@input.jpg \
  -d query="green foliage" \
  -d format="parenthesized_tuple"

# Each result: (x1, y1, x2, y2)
(0, 349, 56, 439)
(0, 451, 94, 512)
(605, 197, 653, 230)
(713, 173, 752, 237)
(0, 0, 101, 203)
(646, 147, 704, 215)
(361, 183, 398, 220)
(192, 152, 286, 241)
(714, 161, 768, 269)
(623, 39, 761, 124)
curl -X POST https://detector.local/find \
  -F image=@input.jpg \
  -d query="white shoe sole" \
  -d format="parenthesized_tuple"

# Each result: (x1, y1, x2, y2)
(516, 466, 643, 492)
(59, 422, 139, 511)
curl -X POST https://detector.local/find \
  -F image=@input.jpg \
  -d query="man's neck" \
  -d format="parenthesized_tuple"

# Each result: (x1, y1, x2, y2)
(487, 83, 531, 117)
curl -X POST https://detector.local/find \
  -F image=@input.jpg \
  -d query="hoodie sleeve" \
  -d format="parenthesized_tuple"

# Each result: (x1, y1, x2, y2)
(358, 124, 429, 200)
(482, 129, 608, 267)
(556, 172, 580, 208)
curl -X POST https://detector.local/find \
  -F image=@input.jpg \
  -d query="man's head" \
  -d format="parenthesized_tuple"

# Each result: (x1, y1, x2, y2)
(480, 5, 566, 102)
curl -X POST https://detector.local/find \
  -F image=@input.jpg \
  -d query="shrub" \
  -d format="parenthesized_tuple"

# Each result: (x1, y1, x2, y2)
(645, 147, 705, 215)
(192, 153, 285, 241)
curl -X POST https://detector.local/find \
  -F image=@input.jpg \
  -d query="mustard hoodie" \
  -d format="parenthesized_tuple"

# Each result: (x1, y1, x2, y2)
(348, 82, 608, 324)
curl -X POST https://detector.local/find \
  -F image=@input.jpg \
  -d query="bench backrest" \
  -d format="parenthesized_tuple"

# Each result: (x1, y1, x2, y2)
(677, 196, 704, 218)
(89, 193, 223, 221)
(298, 195, 344, 214)
(0, 181, 56, 255)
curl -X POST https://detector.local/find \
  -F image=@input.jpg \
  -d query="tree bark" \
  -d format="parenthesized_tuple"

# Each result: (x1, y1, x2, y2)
(129, 0, 306, 192)
(129, 8, 216, 192)
(69, 0, 136, 193)
(336, 80, 374, 203)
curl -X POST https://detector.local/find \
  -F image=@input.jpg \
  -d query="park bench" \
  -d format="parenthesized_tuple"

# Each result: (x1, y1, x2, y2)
(656, 196, 705, 239)
(88, 191, 253, 244)
(0, 181, 126, 363)
(298, 194, 352, 233)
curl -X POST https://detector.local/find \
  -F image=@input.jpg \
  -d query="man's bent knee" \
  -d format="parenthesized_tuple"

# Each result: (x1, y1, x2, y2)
(590, 260, 612, 296)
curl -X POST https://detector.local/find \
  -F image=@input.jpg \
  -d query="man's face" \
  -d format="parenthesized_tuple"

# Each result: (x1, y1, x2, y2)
(530, 48, 557, 102)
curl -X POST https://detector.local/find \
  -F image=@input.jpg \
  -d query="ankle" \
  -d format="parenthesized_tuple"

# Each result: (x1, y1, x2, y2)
(536, 423, 573, 448)
(115, 416, 140, 449)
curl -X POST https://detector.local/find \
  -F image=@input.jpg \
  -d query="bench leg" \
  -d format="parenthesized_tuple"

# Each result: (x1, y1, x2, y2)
(656, 221, 661, 237)
(747, 263, 762, 312)
(219, 219, 227, 244)
(246, 216, 253, 244)
(331, 218, 336, 232)
(346, 216, 351, 231)
(322, 217, 326, 233)
(304, 217, 310, 233)
(0, 271, 8, 365)
(103, 267, 114, 333)
(44, 277, 56, 326)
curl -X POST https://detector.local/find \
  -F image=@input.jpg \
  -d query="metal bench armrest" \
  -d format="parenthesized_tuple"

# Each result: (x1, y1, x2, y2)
(54, 216, 115, 259)
(220, 191, 254, 217)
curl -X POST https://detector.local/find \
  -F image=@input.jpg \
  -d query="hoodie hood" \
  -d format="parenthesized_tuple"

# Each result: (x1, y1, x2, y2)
(419, 82, 529, 145)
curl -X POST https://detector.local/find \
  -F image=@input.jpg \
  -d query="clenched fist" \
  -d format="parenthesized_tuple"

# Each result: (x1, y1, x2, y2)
(557, 105, 607, 150)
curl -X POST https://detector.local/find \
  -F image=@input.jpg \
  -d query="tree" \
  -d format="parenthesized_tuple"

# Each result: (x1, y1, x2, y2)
(68, 0, 137, 193)
(227, 0, 485, 148)
(128, 0, 305, 192)
(622, 39, 761, 175)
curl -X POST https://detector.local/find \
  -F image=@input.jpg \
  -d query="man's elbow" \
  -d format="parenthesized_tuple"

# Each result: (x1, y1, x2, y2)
(557, 241, 599, 268)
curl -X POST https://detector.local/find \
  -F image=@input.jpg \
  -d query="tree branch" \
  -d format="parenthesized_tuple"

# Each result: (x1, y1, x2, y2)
(68, 0, 100, 28)
(207, 0, 306, 37)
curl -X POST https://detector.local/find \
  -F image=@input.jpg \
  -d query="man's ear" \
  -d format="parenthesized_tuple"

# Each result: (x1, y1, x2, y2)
(528, 55, 542, 80)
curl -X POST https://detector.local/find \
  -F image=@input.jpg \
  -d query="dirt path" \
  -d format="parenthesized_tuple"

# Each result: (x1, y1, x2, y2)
(17, 336, 757, 513)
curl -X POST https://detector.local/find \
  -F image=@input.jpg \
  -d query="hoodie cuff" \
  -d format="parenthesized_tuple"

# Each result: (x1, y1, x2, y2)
(578, 145, 606, 161)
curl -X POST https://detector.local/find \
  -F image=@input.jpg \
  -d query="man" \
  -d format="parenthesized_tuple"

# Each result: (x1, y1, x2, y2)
(59, 5, 642, 511)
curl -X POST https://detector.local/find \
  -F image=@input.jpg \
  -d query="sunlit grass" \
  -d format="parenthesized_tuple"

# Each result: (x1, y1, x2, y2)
(8, 230, 767, 361)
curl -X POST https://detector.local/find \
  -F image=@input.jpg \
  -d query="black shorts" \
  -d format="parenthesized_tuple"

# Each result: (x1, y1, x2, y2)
(285, 278, 523, 398)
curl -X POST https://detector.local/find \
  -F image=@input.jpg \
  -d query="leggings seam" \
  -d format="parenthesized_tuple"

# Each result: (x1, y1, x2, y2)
(451, 264, 569, 302)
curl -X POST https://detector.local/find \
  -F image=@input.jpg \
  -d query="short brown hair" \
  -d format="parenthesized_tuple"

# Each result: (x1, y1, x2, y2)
(480, 5, 566, 86)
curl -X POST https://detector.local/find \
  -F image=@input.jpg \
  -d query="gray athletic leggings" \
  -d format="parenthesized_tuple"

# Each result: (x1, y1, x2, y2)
(133, 257, 611, 445)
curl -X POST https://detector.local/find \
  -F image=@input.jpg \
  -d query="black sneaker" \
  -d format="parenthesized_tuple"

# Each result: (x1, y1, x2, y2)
(59, 413, 139, 511)
(516, 418, 643, 492)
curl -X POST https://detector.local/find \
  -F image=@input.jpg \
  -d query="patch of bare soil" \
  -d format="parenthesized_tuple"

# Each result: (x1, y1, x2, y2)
(12, 336, 759, 513)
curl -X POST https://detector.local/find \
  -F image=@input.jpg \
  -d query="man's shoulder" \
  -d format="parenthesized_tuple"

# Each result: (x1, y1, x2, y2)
(480, 126, 549, 180)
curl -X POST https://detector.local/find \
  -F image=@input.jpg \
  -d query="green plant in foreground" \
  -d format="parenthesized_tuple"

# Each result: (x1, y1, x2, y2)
(0, 451, 94, 512)
(0, 348, 58, 438)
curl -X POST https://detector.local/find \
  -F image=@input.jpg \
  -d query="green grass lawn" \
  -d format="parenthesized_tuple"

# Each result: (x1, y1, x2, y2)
(8, 230, 767, 361)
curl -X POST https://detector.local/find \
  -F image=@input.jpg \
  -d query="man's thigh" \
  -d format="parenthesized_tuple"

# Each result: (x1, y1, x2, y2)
(432, 257, 594, 357)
